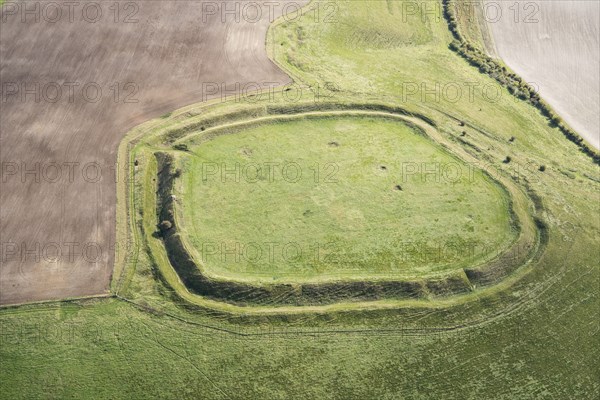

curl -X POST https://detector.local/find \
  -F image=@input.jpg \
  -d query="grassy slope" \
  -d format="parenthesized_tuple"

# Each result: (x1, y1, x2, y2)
(1, 1, 599, 398)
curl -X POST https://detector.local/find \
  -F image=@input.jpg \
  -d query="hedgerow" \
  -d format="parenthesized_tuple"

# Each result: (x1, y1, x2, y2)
(442, 0, 599, 164)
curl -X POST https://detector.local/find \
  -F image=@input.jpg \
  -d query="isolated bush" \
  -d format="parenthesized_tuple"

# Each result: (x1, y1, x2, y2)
(173, 143, 189, 152)
(158, 220, 172, 232)
(539, 165, 546, 172)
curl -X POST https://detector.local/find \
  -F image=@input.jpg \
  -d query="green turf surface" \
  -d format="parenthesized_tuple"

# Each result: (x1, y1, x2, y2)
(179, 116, 515, 282)
(3, 1, 599, 398)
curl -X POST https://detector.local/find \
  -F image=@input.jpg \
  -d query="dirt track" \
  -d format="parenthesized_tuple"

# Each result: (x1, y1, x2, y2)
(485, 0, 600, 149)
(0, 0, 306, 305)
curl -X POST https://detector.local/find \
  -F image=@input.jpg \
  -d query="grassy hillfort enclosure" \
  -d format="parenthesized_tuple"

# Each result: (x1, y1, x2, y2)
(131, 106, 542, 308)
(1, 0, 599, 398)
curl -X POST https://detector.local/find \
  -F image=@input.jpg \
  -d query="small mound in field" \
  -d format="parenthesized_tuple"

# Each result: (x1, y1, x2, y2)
(240, 147, 253, 157)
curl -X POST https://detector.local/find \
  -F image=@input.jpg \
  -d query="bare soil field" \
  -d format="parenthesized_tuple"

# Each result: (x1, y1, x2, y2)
(0, 0, 305, 305)
(485, 0, 600, 149)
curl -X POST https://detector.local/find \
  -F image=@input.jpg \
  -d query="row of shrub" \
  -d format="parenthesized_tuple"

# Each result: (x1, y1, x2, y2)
(442, 0, 599, 164)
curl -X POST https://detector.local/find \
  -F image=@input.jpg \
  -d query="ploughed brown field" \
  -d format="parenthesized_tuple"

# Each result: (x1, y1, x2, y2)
(0, 1, 305, 305)
(485, 0, 600, 149)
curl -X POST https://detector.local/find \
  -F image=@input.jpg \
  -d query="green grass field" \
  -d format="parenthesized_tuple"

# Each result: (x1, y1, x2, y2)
(2, 1, 598, 398)
(179, 116, 515, 282)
